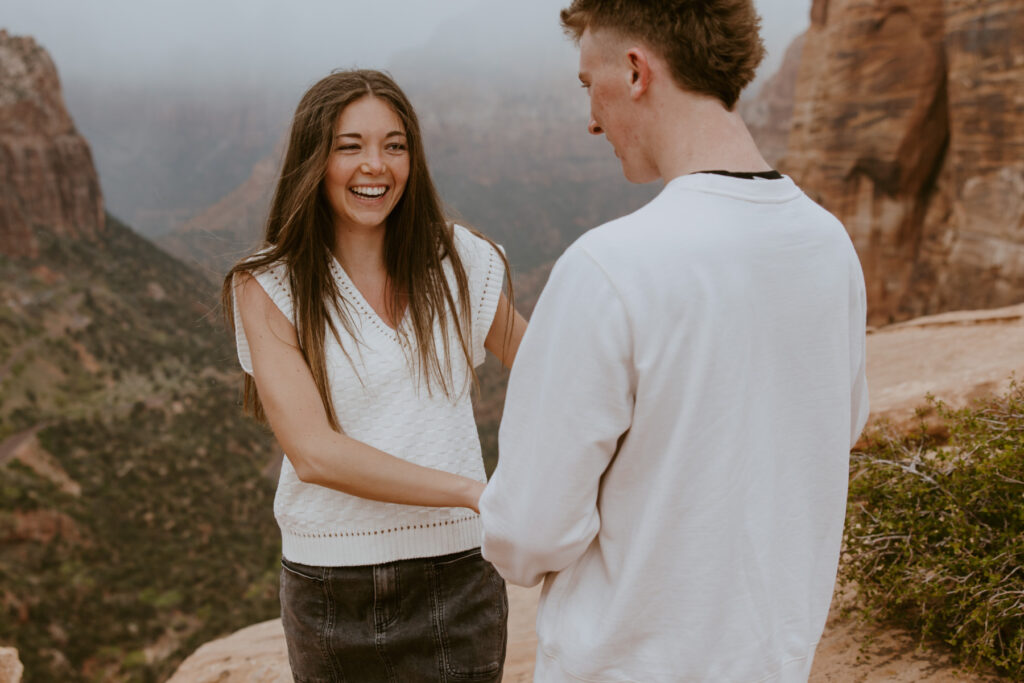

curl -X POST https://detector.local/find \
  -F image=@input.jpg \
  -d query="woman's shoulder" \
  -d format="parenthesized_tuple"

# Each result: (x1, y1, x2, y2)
(450, 223, 502, 265)
(238, 246, 289, 276)
(233, 248, 294, 311)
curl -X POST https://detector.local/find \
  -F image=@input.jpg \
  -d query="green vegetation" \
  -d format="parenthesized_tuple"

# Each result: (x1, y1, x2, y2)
(843, 383, 1024, 678)
(0, 216, 281, 682)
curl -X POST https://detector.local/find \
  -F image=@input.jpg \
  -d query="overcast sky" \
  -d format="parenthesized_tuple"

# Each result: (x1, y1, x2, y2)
(3, 0, 809, 91)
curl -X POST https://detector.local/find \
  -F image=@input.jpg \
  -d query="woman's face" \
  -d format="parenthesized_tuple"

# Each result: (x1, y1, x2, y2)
(324, 96, 410, 234)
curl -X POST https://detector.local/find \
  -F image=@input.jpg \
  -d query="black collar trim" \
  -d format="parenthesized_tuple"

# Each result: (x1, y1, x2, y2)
(693, 169, 783, 180)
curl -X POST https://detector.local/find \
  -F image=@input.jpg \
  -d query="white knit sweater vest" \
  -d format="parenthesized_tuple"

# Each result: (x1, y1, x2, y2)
(233, 225, 503, 566)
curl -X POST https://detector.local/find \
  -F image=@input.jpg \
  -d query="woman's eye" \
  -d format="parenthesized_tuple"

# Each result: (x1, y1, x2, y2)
(386, 142, 407, 152)
(336, 144, 360, 152)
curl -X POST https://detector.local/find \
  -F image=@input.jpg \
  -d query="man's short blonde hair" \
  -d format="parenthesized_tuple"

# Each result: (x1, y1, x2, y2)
(560, 0, 765, 110)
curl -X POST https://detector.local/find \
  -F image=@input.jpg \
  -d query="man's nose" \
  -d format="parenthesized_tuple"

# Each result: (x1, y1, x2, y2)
(588, 118, 603, 135)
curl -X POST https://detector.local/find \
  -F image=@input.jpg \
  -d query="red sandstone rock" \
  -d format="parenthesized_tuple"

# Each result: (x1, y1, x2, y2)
(783, 0, 1024, 324)
(0, 30, 104, 260)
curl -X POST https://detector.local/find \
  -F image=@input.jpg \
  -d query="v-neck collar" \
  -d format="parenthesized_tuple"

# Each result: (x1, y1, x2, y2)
(327, 253, 404, 340)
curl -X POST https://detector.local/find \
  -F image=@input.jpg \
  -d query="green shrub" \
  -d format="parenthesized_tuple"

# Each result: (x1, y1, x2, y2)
(843, 382, 1024, 677)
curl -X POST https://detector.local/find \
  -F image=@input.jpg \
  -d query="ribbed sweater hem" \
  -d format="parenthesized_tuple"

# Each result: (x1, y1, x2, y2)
(280, 515, 483, 566)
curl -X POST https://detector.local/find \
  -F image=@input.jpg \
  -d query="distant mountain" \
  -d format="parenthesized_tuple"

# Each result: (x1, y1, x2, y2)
(0, 32, 280, 682)
(156, 152, 280, 280)
(63, 81, 294, 239)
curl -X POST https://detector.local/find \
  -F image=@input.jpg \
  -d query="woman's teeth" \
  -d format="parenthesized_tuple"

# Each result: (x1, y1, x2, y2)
(351, 186, 387, 198)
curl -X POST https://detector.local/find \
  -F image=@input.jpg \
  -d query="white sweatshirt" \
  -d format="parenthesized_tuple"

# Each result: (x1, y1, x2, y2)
(481, 173, 869, 683)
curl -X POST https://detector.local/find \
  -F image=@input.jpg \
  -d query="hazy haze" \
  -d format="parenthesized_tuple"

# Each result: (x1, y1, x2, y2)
(5, 0, 808, 91)
(3, 0, 810, 237)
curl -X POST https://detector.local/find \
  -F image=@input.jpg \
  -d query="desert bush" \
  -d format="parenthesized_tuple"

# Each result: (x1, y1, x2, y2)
(842, 382, 1024, 677)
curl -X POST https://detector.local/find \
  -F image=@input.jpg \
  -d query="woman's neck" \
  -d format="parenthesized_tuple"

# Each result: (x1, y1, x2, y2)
(333, 223, 387, 278)
(332, 223, 406, 328)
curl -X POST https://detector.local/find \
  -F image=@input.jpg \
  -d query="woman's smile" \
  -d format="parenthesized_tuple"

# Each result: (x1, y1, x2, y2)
(349, 184, 389, 199)
(324, 95, 410, 232)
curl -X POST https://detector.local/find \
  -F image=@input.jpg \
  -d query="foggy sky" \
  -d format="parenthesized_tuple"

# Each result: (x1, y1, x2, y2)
(4, 0, 809, 91)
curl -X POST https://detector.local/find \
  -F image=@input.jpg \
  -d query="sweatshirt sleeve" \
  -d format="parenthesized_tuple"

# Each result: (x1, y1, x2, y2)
(480, 244, 635, 587)
(849, 267, 870, 448)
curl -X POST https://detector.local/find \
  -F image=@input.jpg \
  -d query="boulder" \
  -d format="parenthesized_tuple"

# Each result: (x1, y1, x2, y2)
(165, 620, 290, 683)
(0, 647, 23, 683)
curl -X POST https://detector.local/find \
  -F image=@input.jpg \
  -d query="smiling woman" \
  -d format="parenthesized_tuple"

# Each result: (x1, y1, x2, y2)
(219, 70, 527, 681)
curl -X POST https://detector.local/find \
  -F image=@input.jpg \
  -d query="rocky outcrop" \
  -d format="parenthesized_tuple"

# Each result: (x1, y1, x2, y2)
(783, 0, 1024, 324)
(166, 620, 289, 683)
(0, 647, 23, 683)
(865, 302, 1024, 428)
(0, 31, 104, 260)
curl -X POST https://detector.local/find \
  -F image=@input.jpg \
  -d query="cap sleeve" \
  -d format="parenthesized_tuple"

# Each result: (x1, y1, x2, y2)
(452, 224, 504, 367)
(231, 259, 295, 375)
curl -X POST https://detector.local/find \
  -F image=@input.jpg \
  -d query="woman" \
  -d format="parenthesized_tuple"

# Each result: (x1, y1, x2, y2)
(222, 70, 526, 682)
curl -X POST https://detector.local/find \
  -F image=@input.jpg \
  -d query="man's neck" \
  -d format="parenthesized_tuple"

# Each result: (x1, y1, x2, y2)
(649, 92, 770, 183)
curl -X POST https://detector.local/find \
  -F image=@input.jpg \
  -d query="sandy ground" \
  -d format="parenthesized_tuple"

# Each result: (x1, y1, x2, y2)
(169, 304, 1023, 682)
(862, 303, 1024, 427)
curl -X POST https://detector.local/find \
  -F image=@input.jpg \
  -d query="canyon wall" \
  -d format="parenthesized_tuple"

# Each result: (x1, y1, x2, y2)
(0, 30, 104, 260)
(783, 0, 1023, 324)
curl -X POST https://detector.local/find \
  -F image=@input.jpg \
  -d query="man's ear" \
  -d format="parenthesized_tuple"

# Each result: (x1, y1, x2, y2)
(626, 47, 652, 99)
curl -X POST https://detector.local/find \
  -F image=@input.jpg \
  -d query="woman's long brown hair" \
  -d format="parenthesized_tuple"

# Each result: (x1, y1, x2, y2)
(221, 70, 513, 430)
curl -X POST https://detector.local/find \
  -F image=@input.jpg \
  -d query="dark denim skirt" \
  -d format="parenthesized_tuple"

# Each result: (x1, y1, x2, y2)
(280, 547, 508, 683)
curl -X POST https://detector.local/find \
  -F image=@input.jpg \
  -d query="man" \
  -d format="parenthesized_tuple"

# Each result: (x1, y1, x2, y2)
(479, 1, 870, 681)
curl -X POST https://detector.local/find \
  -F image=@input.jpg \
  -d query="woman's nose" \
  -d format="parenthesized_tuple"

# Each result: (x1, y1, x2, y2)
(588, 117, 603, 135)
(360, 157, 385, 174)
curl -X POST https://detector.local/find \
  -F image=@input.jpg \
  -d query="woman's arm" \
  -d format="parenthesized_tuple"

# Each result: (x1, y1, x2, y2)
(236, 273, 485, 511)
(484, 293, 528, 369)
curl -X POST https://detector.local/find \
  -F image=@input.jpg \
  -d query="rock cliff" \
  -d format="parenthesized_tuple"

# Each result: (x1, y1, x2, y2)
(0, 30, 104, 260)
(783, 0, 1024, 324)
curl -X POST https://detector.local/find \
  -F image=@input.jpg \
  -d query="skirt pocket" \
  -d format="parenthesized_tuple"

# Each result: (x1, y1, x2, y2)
(430, 549, 509, 680)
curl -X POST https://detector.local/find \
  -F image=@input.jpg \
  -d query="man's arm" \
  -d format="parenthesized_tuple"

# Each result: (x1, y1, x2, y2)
(849, 269, 870, 448)
(480, 245, 635, 586)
